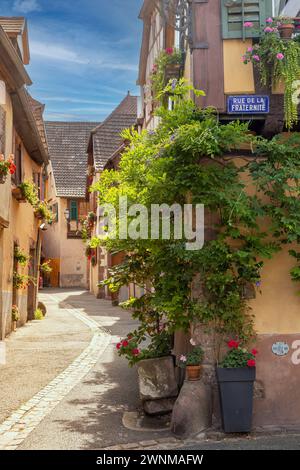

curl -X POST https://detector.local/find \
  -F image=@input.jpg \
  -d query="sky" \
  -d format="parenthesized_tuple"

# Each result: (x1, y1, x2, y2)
(1, 0, 143, 121)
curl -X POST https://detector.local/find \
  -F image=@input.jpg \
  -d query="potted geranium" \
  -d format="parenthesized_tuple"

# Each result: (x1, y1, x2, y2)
(11, 305, 20, 331)
(216, 340, 258, 433)
(179, 339, 204, 381)
(277, 16, 295, 39)
(0, 154, 16, 184)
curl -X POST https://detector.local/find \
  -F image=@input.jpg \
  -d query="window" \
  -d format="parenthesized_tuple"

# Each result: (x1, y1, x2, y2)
(70, 200, 78, 221)
(13, 144, 22, 186)
(221, 0, 273, 39)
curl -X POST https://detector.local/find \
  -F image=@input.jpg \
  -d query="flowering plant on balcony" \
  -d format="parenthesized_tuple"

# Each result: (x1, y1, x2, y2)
(0, 154, 16, 183)
(34, 202, 53, 223)
(14, 246, 29, 267)
(13, 272, 35, 290)
(243, 17, 300, 129)
(220, 340, 258, 368)
(151, 48, 183, 99)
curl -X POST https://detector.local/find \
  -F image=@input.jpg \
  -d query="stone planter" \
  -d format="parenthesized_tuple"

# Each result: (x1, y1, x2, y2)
(216, 367, 256, 433)
(186, 365, 202, 381)
(0, 173, 7, 184)
(137, 356, 178, 415)
(278, 24, 295, 39)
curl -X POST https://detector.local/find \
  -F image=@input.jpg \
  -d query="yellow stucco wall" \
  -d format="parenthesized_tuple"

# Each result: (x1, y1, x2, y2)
(223, 39, 255, 94)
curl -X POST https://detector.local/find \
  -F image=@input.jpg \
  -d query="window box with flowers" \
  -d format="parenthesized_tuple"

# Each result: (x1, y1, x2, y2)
(34, 202, 53, 223)
(216, 340, 258, 433)
(151, 48, 183, 103)
(0, 154, 16, 184)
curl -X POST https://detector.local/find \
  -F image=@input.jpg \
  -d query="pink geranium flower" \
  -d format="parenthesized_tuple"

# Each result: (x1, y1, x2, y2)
(165, 47, 174, 55)
(247, 47, 253, 52)
(252, 55, 260, 62)
(264, 26, 274, 33)
(180, 355, 187, 362)
(276, 53, 284, 60)
(266, 17, 273, 24)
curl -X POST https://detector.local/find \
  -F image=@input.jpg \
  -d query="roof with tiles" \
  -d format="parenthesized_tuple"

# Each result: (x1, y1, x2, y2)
(45, 121, 100, 198)
(90, 93, 138, 171)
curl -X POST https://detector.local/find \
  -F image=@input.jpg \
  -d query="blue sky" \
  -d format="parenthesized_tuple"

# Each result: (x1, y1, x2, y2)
(2, 0, 143, 121)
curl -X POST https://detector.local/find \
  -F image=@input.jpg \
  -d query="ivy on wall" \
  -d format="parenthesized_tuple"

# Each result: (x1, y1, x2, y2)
(90, 78, 300, 364)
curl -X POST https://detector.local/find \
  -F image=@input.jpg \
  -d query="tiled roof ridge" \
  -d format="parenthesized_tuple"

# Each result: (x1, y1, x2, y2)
(91, 93, 138, 134)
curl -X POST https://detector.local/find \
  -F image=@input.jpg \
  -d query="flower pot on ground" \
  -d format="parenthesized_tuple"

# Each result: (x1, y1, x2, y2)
(179, 339, 204, 382)
(217, 340, 258, 433)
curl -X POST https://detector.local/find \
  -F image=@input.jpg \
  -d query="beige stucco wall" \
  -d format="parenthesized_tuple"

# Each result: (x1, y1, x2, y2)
(1, 130, 42, 337)
(0, 91, 13, 225)
(223, 39, 255, 95)
(43, 169, 88, 289)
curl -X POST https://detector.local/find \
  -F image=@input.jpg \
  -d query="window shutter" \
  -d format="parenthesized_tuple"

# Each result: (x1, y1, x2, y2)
(70, 200, 78, 221)
(221, 0, 273, 39)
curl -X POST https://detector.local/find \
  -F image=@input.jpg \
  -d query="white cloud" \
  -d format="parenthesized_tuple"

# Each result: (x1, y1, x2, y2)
(30, 41, 89, 65)
(30, 39, 137, 71)
(13, 0, 41, 14)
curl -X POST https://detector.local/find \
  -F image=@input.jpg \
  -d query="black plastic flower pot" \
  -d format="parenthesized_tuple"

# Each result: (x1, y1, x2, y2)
(216, 367, 256, 433)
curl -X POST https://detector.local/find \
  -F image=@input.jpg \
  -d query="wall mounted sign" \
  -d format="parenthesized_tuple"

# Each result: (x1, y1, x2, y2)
(227, 95, 270, 114)
(272, 342, 290, 357)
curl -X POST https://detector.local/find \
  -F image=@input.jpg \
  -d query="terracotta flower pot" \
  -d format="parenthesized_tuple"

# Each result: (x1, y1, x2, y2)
(278, 24, 295, 39)
(186, 365, 202, 381)
(0, 173, 7, 184)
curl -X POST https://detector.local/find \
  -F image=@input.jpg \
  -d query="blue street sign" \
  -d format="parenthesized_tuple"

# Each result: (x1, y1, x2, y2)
(227, 95, 270, 114)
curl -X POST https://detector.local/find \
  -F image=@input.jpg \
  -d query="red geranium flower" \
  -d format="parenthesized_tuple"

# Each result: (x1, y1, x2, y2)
(9, 163, 16, 175)
(122, 340, 129, 347)
(251, 349, 258, 356)
(165, 47, 173, 55)
(132, 348, 140, 356)
(116, 343, 121, 350)
(228, 340, 240, 349)
(247, 359, 256, 368)
(127, 334, 133, 340)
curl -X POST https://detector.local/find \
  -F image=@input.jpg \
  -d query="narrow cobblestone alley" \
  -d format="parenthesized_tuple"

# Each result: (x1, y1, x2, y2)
(0, 289, 173, 450)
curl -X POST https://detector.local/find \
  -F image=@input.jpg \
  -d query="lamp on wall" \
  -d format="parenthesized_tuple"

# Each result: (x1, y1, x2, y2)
(64, 208, 70, 221)
(157, 0, 193, 51)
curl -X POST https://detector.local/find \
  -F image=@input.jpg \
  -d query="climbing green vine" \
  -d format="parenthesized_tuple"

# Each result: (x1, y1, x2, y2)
(90, 76, 300, 364)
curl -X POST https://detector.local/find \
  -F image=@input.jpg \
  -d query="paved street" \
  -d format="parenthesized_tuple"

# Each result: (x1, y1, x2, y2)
(1, 288, 300, 451)
(0, 289, 173, 450)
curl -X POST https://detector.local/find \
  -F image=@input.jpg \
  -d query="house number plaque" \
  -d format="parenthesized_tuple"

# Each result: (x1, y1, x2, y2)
(272, 342, 289, 357)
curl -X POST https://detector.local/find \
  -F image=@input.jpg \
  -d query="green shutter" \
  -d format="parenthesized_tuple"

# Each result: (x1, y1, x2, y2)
(221, 0, 273, 39)
(70, 201, 78, 221)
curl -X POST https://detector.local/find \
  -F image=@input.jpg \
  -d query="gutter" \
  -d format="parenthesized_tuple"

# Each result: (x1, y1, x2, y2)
(0, 25, 31, 90)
